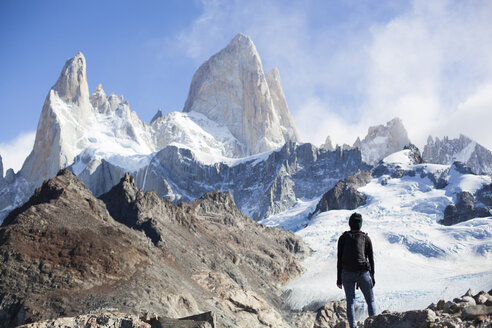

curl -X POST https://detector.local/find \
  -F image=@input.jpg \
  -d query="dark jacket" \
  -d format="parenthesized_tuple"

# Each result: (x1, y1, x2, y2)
(337, 230, 374, 285)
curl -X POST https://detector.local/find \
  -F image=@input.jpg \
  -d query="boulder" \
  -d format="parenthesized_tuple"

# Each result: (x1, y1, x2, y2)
(314, 301, 348, 328)
(461, 305, 492, 320)
(440, 191, 490, 226)
(364, 309, 436, 328)
(310, 170, 371, 216)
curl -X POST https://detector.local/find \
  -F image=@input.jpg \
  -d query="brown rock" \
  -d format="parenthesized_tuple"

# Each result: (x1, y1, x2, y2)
(0, 170, 308, 328)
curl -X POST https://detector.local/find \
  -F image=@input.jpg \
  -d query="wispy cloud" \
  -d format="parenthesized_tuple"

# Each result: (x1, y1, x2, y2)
(0, 131, 35, 174)
(364, 0, 492, 148)
(175, 0, 492, 150)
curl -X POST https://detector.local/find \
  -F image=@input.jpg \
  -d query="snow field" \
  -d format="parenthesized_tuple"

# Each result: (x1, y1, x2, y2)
(262, 158, 492, 318)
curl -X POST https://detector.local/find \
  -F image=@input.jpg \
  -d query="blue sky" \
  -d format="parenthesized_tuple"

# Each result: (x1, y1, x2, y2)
(1, 0, 492, 172)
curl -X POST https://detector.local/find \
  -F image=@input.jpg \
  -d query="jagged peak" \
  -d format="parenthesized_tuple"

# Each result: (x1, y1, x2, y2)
(366, 117, 406, 136)
(90, 84, 106, 99)
(321, 136, 335, 151)
(219, 33, 260, 62)
(53, 52, 89, 105)
(229, 33, 255, 48)
(266, 67, 280, 78)
(94, 84, 105, 93)
(150, 108, 163, 124)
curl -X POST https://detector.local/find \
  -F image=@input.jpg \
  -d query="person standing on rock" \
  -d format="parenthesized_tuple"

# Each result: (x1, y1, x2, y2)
(337, 212, 376, 328)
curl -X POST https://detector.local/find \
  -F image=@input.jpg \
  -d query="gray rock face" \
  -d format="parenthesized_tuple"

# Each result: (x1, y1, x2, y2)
(353, 118, 411, 165)
(423, 134, 492, 175)
(265, 67, 300, 143)
(0, 170, 308, 328)
(477, 182, 492, 207)
(0, 154, 3, 180)
(311, 170, 372, 216)
(129, 142, 370, 220)
(75, 157, 126, 197)
(441, 191, 491, 226)
(403, 144, 424, 165)
(183, 33, 300, 156)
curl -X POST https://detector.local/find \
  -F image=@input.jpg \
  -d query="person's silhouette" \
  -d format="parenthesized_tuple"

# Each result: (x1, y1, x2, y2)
(337, 212, 376, 327)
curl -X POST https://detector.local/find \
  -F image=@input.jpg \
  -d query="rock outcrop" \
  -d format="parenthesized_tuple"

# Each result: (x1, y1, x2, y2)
(183, 33, 300, 156)
(0, 169, 308, 328)
(290, 300, 349, 328)
(423, 134, 492, 175)
(310, 170, 372, 216)
(365, 289, 492, 328)
(403, 144, 423, 165)
(441, 191, 491, 226)
(354, 118, 411, 165)
(477, 182, 492, 207)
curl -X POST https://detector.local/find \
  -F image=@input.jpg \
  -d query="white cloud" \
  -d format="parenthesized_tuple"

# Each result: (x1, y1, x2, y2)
(176, 0, 492, 151)
(0, 131, 35, 174)
(294, 98, 367, 148)
(364, 0, 492, 149)
(434, 83, 492, 150)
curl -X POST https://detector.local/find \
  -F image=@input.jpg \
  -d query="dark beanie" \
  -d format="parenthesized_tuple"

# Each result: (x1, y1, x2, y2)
(349, 212, 363, 230)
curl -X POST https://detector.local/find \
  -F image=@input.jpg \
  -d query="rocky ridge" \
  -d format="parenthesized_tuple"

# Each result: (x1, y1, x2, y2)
(129, 142, 371, 220)
(0, 169, 308, 328)
(424, 134, 492, 175)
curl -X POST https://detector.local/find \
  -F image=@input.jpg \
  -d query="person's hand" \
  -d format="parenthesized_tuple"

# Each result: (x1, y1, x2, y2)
(371, 274, 376, 287)
(337, 283, 343, 289)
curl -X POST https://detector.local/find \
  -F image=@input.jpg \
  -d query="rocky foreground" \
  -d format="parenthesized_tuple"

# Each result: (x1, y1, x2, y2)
(0, 169, 308, 327)
(18, 289, 492, 327)
(289, 288, 492, 328)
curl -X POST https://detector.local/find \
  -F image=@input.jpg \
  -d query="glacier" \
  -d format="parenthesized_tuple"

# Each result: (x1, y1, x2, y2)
(261, 150, 492, 317)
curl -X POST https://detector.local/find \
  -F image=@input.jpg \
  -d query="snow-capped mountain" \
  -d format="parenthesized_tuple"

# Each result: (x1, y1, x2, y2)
(423, 134, 492, 175)
(0, 32, 491, 322)
(353, 118, 411, 165)
(0, 34, 302, 222)
(183, 33, 300, 156)
(262, 149, 492, 316)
